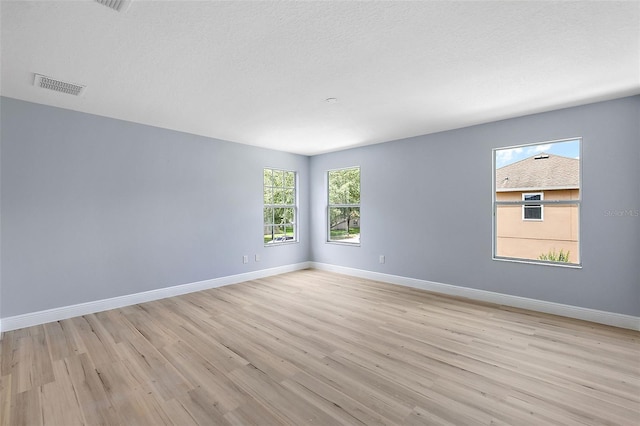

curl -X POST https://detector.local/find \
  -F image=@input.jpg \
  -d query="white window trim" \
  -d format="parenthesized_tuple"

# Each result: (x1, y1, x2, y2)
(522, 192, 544, 221)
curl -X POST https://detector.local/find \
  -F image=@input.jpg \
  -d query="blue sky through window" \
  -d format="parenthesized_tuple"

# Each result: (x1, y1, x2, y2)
(495, 139, 580, 169)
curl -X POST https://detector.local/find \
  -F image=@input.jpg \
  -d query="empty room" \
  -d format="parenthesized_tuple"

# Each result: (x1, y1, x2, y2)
(1, 1, 639, 425)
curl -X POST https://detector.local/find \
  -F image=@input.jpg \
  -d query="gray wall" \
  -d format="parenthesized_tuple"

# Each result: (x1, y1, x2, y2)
(310, 95, 640, 316)
(2, 96, 638, 320)
(1, 97, 310, 317)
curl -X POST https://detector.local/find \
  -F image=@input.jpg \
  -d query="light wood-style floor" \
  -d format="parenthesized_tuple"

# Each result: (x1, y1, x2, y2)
(1, 269, 639, 425)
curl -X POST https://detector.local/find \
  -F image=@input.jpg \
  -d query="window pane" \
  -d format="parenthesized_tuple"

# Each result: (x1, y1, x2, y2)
(284, 171, 295, 188)
(328, 171, 342, 204)
(273, 170, 284, 187)
(282, 207, 295, 224)
(328, 167, 360, 244)
(264, 226, 275, 244)
(273, 188, 284, 205)
(284, 223, 295, 240)
(263, 187, 273, 204)
(350, 170, 361, 204)
(287, 224, 295, 236)
(524, 205, 542, 220)
(494, 139, 580, 264)
(328, 168, 360, 205)
(264, 169, 273, 187)
(284, 188, 294, 205)
(496, 140, 580, 196)
(263, 207, 274, 225)
(496, 202, 579, 264)
(274, 207, 285, 224)
(329, 206, 360, 243)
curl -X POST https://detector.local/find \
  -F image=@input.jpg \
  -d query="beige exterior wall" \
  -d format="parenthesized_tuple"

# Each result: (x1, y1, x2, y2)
(496, 189, 579, 263)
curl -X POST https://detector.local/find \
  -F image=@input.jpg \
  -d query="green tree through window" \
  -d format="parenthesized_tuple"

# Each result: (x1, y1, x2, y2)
(328, 167, 360, 244)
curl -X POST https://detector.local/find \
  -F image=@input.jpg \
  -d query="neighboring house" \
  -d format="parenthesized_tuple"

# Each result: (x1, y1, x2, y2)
(495, 153, 580, 262)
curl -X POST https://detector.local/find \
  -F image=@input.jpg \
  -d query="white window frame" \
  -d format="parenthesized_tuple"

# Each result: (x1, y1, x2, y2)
(263, 168, 298, 246)
(522, 192, 544, 221)
(327, 166, 361, 245)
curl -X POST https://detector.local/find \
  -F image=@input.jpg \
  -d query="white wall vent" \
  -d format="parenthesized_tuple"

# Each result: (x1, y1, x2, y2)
(33, 74, 86, 96)
(94, 0, 132, 12)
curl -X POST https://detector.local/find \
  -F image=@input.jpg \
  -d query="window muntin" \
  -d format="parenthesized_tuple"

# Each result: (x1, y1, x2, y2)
(494, 138, 581, 266)
(264, 168, 297, 245)
(327, 167, 360, 244)
(522, 192, 543, 220)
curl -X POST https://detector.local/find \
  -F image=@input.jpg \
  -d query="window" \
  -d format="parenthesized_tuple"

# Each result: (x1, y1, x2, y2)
(328, 167, 360, 244)
(523, 193, 543, 220)
(263, 168, 297, 245)
(494, 138, 581, 265)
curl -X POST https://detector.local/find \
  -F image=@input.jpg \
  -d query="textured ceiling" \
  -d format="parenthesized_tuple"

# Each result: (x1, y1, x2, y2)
(1, 1, 639, 155)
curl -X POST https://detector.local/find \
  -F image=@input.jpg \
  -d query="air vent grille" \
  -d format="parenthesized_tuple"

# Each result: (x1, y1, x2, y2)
(34, 74, 86, 96)
(95, 0, 131, 12)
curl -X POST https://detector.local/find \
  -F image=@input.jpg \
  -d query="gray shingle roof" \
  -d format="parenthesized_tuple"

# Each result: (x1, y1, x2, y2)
(496, 153, 579, 191)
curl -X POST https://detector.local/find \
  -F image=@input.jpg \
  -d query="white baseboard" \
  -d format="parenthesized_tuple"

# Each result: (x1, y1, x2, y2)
(3, 261, 637, 333)
(310, 262, 640, 331)
(0, 262, 311, 333)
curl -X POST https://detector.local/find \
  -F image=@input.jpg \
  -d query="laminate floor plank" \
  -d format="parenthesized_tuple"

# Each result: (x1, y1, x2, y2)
(284, 370, 390, 426)
(223, 392, 293, 426)
(113, 336, 192, 402)
(228, 362, 351, 426)
(40, 359, 86, 426)
(158, 341, 245, 413)
(1, 269, 638, 425)
(0, 374, 13, 426)
(176, 387, 233, 426)
(63, 353, 121, 425)
(161, 398, 200, 426)
(42, 321, 72, 362)
(12, 387, 42, 426)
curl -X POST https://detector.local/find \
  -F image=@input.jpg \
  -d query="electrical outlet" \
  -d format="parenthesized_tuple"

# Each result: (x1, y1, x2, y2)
(379, 255, 385, 264)
(243, 255, 249, 264)
(255, 254, 261, 262)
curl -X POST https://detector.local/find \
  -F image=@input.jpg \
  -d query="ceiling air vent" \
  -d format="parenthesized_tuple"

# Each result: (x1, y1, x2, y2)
(94, 0, 132, 12)
(34, 74, 86, 96)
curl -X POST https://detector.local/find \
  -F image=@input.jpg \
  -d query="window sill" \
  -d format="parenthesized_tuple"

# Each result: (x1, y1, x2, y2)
(493, 256, 582, 268)
(326, 240, 361, 247)
(264, 240, 299, 247)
